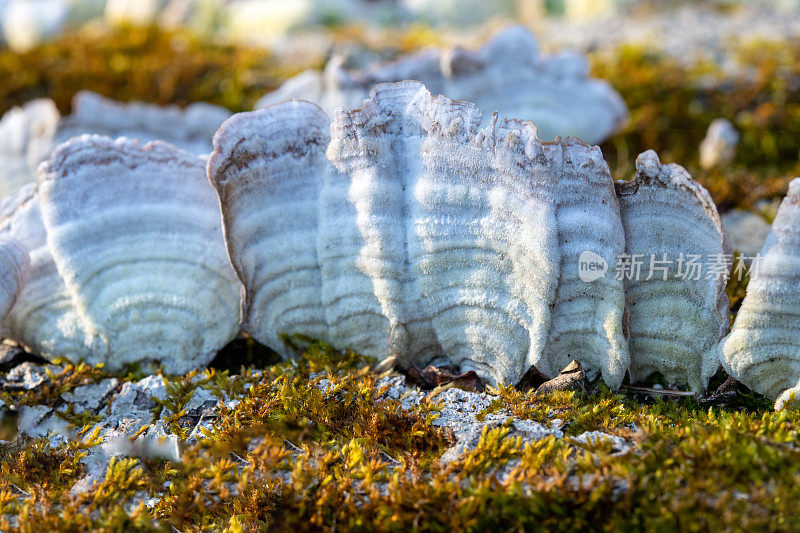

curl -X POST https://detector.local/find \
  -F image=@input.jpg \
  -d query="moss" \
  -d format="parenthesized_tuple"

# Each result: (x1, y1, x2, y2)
(726, 252, 751, 322)
(54, 403, 104, 434)
(0, 25, 311, 116)
(593, 41, 800, 210)
(152, 371, 205, 440)
(206, 340, 449, 461)
(0, 361, 109, 408)
(0, 340, 794, 531)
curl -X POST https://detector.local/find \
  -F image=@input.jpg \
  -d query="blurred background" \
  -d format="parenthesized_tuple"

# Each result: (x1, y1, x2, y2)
(0, 0, 799, 275)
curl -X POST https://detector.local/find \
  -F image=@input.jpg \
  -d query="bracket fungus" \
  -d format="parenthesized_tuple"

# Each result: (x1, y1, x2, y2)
(0, 98, 59, 199)
(0, 135, 241, 373)
(209, 81, 629, 387)
(616, 151, 731, 392)
(722, 178, 800, 408)
(0, 183, 92, 360)
(0, 91, 230, 200)
(256, 26, 628, 145)
(0, 237, 29, 321)
(55, 91, 232, 156)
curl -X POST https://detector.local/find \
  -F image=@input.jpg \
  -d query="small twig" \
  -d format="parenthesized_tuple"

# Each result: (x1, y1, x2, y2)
(230, 451, 251, 465)
(9, 483, 30, 497)
(380, 451, 401, 468)
(623, 385, 698, 397)
(283, 439, 305, 455)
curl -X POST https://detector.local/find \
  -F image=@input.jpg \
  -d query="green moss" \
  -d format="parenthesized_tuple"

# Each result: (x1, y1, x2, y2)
(593, 41, 800, 210)
(0, 25, 312, 116)
(726, 252, 751, 323)
(152, 371, 204, 440)
(0, 361, 109, 408)
(0, 340, 794, 531)
(54, 403, 104, 434)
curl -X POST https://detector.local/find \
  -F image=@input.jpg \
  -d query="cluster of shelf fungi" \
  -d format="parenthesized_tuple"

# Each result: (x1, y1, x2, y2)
(0, 28, 796, 410)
